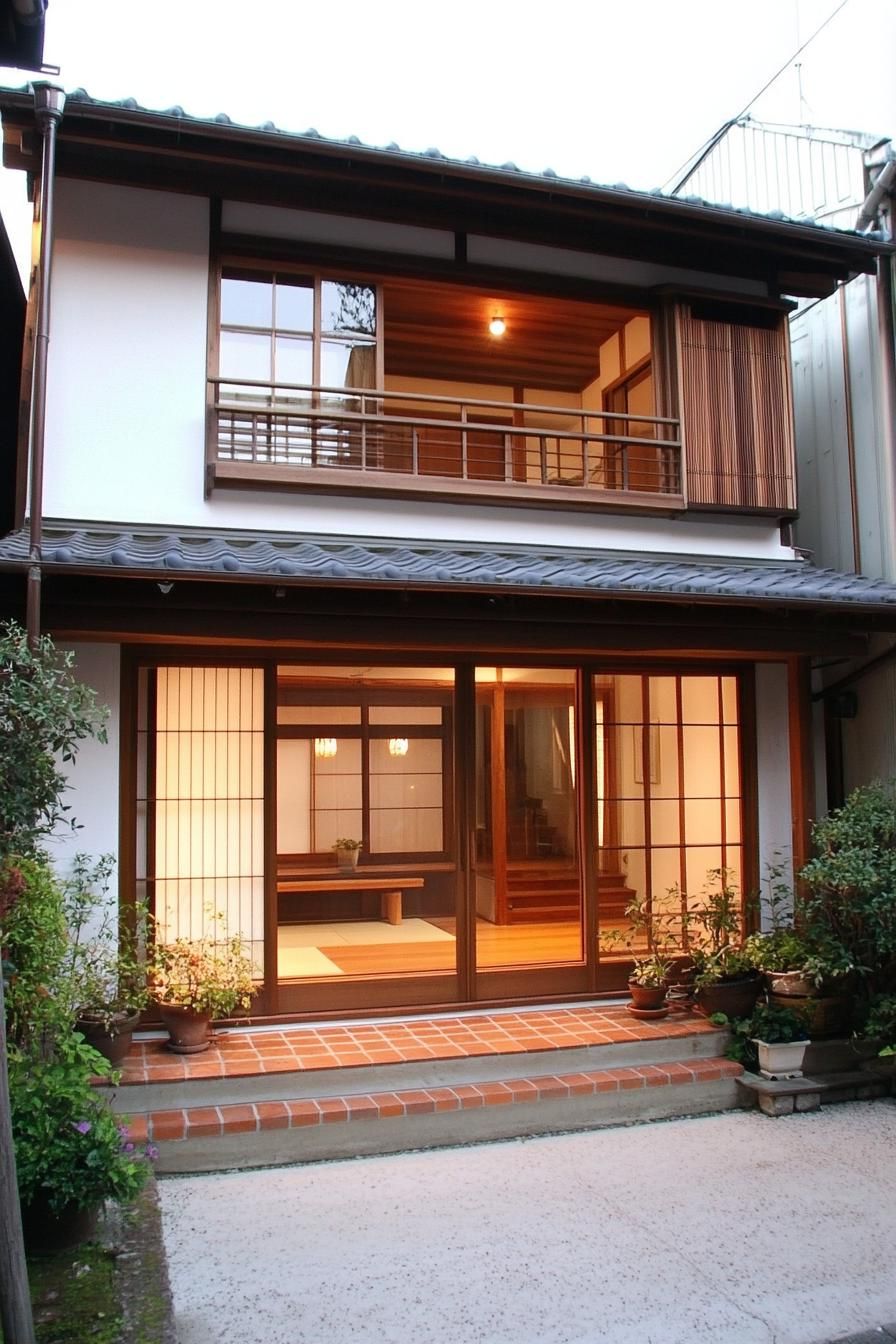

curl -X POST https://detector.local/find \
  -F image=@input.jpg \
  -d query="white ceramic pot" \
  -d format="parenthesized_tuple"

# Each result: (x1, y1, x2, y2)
(753, 1037, 811, 1080)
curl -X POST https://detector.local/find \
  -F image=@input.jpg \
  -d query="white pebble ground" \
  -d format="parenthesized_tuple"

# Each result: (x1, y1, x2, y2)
(159, 1100, 896, 1344)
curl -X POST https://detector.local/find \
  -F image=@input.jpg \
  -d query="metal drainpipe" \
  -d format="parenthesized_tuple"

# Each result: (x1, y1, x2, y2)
(25, 80, 65, 650)
(877, 251, 896, 583)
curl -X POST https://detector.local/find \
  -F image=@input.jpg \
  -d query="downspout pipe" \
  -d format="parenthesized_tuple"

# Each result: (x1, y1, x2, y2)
(25, 79, 64, 650)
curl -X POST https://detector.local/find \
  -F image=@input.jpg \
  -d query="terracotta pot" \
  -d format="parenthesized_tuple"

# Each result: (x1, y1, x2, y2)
(695, 972, 762, 1020)
(768, 991, 850, 1039)
(628, 980, 667, 1011)
(159, 1004, 213, 1054)
(21, 1195, 100, 1253)
(76, 1009, 141, 1067)
(766, 970, 815, 997)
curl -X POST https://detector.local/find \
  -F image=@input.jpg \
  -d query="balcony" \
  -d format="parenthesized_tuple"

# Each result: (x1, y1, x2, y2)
(208, 380, 684, 512)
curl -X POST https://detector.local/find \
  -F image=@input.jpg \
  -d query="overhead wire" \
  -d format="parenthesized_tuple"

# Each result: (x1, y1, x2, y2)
(662, 0, 852, 194)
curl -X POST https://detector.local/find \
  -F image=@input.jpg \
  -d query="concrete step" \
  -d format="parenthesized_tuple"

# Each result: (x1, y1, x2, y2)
(125, 1055, 744, 1175)
(105, 1007, 742, 1173)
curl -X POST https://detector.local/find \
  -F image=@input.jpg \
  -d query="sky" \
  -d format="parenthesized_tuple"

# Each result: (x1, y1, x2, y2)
(1, 0, 895, 279)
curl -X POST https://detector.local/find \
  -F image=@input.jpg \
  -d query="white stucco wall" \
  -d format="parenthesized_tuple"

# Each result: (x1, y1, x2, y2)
(47, 643, 121, 920)
(754, 661, 794, 924)
(40, 179, 794, 562)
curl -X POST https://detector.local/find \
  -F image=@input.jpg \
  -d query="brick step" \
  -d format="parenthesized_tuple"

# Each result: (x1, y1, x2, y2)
(126, 1055, 744, 1174)
(107, 1024, 729, 1115)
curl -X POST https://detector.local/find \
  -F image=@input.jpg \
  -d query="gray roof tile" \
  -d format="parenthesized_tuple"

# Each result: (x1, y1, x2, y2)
(3, 525, 896, 615)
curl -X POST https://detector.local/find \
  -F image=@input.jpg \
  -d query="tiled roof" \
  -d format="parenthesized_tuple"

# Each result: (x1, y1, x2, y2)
(4, 525, 896, 614)
(2, 84, 885, 243)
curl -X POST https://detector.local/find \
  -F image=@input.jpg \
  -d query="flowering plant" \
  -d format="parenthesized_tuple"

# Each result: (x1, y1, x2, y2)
(149, 918, 254, 1018)
(10, 1033, 155, 1213)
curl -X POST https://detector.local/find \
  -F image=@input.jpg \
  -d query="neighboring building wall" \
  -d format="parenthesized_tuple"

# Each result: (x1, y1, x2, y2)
(40, 179, 794, 562)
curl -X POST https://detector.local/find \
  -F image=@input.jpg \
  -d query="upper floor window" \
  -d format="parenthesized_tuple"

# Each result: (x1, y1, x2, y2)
(219, 269, 380, 404)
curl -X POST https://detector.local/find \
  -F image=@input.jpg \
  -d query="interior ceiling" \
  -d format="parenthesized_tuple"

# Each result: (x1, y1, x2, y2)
(382, 277, 638, 393)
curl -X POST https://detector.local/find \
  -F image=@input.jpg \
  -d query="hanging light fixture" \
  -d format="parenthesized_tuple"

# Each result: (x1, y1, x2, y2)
(388, 737, 409, 757)
(314, 737, 337, 759)
(488, 314, 506, 337)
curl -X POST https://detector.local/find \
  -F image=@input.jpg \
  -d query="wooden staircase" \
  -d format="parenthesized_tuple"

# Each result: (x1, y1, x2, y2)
(504, 864, 637, 924)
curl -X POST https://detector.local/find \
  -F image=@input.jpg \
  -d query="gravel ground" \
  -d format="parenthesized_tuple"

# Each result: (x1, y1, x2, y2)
(158, 1100, 896, 1344)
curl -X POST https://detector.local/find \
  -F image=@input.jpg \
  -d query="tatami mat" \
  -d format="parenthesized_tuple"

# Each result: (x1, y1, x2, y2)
(278, 919, 455, 947)
(277, 946, 345, 978)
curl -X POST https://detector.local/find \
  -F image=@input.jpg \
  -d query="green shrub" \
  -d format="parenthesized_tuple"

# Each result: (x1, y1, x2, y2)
(0, 622, 107, 859)
(800, 780, 896, 1001)
(9, 1032, 154, 1213)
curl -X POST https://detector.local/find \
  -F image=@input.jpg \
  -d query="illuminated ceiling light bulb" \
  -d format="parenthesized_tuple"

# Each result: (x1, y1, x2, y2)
(314, 737, 337, 759)
(488, 314, 506, 337)
(388, 737, 409, 757)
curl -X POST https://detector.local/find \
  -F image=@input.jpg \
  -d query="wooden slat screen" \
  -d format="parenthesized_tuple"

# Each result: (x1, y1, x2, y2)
(676, 305, 796, 511)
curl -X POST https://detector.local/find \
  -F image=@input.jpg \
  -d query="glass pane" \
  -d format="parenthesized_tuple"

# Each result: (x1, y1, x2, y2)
(277, 706, 361, 725)
(684, 797, 722, 845)
(681, 676, 721, 725)
(648, 676, 677, 723)
(274, 335, 313, 388)
(369, 706, 443, 725)
(321, 280, 376, 336)
(476, 667, 582, 970)
(221, 274, 273, 328)
(320, 338, 376, 392)
(721, 676, 739, 725)
(682, 726, 722, 795)
(650, 798, 680, 846)
(274, 277, 314, 332)
(604, 674, 643, 724)
(220, 329, 271, 383)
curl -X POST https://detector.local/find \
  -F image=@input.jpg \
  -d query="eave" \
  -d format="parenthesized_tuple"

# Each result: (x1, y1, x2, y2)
(0, 88, 889, 299)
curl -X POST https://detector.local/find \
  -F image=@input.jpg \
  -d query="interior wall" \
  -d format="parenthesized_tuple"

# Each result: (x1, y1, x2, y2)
(754, 662, 794, 923)
(49, 643, 121, 926)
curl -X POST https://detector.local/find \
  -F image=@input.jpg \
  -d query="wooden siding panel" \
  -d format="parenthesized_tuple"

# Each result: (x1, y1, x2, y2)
(676, 306, 796, 512)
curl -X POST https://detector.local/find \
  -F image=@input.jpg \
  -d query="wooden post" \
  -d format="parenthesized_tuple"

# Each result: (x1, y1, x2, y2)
(0, 970, 36, 1344)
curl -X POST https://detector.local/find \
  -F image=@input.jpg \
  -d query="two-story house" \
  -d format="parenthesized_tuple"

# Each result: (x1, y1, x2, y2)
(2, 85, 895, 1023)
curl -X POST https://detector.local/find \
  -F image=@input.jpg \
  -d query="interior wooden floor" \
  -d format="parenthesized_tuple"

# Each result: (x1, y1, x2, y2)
(276, 917, 639, 979)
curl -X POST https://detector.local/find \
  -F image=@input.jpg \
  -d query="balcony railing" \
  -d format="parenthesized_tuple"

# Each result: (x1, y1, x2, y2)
(209, 380, 683, 507)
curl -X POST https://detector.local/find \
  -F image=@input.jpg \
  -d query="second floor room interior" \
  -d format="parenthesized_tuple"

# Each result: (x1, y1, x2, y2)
(214, 267, 671, 502)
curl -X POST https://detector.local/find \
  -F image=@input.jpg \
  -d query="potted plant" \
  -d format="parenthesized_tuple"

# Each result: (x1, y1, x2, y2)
(332, 837, 362, 873)
(10, 1031, 156, 1250)
(149, 913, 255, 1053)
(720, 1001, 810, 1079)
(628, 952, 674, 1014)
(690, 868, 762, 1019)
(60, 854, 150, 1066)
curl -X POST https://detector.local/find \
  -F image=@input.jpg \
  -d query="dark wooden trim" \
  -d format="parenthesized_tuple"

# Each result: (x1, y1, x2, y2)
(489, 681, 508, 928)
(739, 663, 759, 933)
(204, 198, 222, 498)
(262, 659, 278, 1014)
(455, 663, 476, 1001)
(209, 458, 685, 516)
(578, 669, 598, 992)
(788, 655, 814, 876)
(219, 232, 662, 312)
(117, 648, 138, 949)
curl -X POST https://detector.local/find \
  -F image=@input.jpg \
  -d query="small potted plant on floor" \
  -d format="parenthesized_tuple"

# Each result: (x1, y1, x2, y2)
(332, 837, 362, 873)
(149, 913, 255, 1053)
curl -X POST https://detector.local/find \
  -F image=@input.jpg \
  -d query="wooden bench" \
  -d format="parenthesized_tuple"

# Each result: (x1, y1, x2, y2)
(277, 875, 425, 926)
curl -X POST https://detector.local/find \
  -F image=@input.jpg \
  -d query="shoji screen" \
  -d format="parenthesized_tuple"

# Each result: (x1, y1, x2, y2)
(152, 667, 265, 972)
